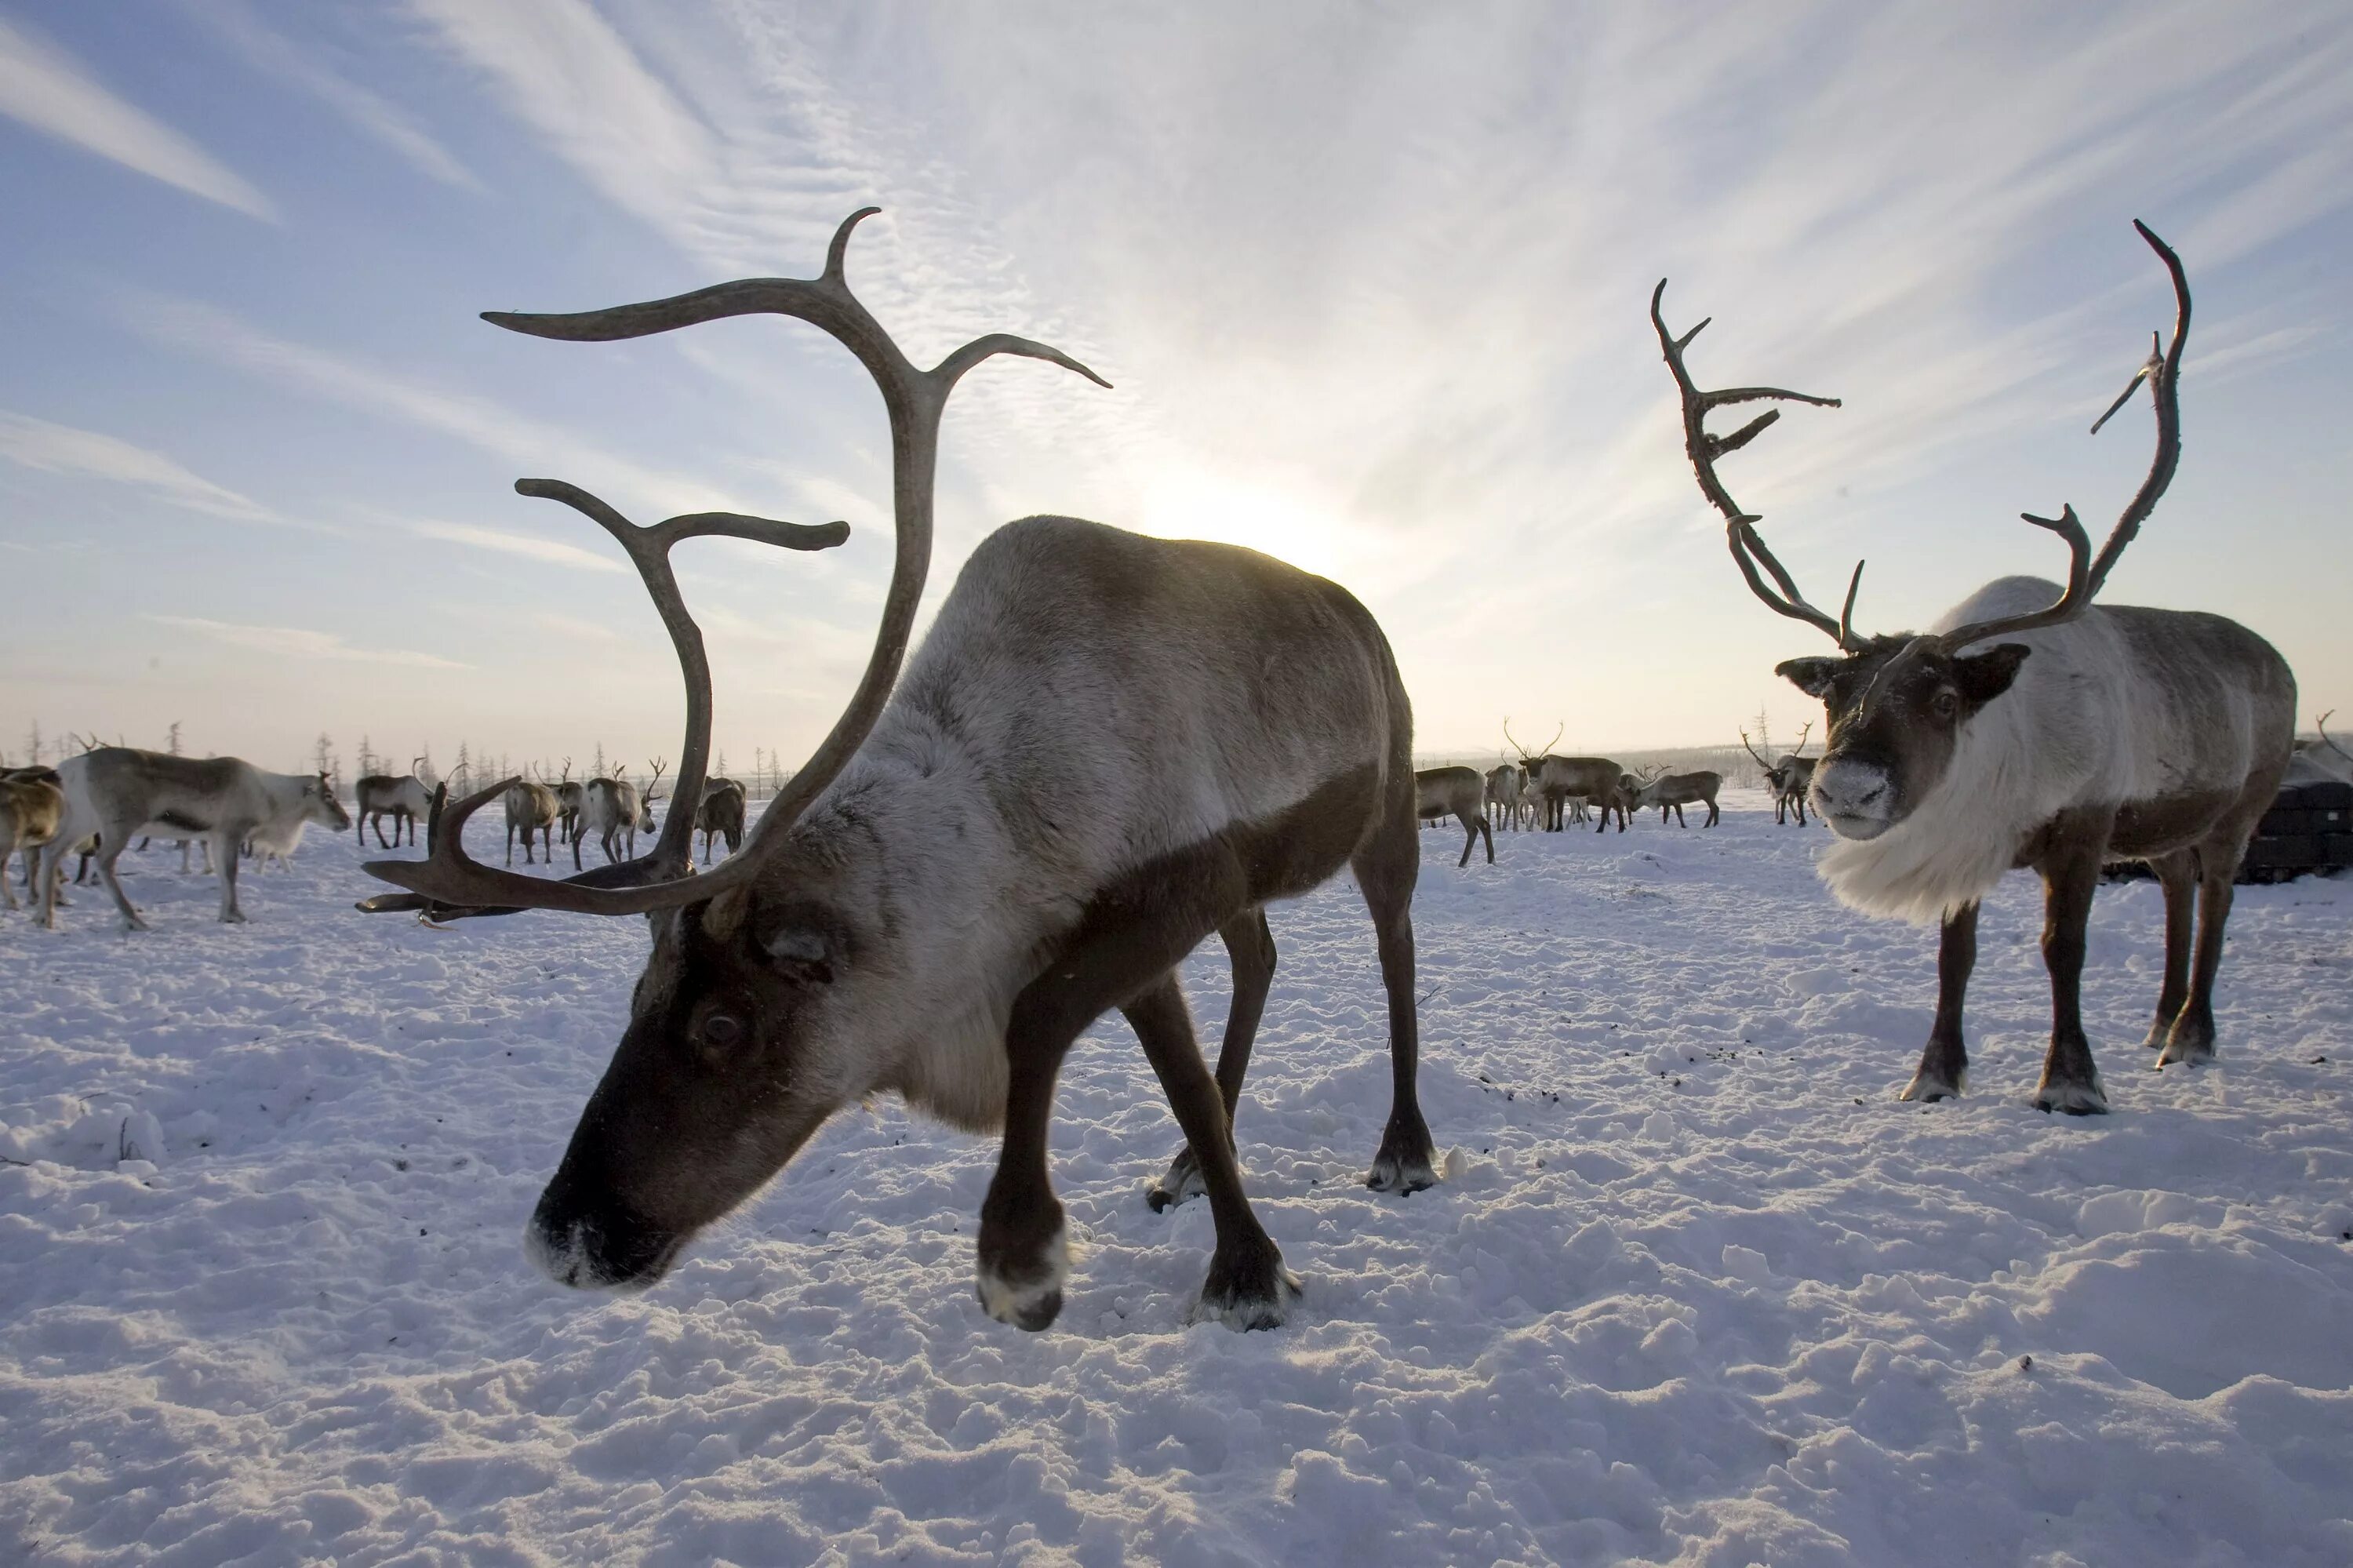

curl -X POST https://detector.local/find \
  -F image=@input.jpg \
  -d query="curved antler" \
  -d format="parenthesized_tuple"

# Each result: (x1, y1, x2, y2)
(1738, 728, 1773, 772)
(1651, 280, 1860, 650)
(1789, 719, 1813, 760)
(2318, 710, 2351, 765)
(1930, 221, 2190, 653)
(361, 209, 1108, 919)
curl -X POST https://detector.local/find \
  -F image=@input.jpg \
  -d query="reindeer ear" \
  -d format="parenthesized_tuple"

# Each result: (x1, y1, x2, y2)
(700, 884, 752, 940)
(1955, 642, 2030, 707)
(1776, 657, 1841, 698)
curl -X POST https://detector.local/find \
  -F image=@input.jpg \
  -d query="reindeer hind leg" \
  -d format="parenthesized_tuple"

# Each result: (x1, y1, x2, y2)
(1151, 908, 1275, 1212)
(1355, 781, 1436, 1194)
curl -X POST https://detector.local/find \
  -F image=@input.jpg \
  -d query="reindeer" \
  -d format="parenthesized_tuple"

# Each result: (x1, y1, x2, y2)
(1415, 766, 1494, 867)
(1483, 762, 1526, 832)
(1653, 222, 2294, 1114)
(1504, 722, 1635, 832)
(39, 748, 351, 928)
(548, 758, 586, 844)
(574, 762, 663, 869)
(245, 817, 308, 871)
(1740, 723, 1817, 824)
(355, 208, 1438, 1333)
(2286, 710, 2353, 788)
(695, 776, 747, 863)
(2, 766, 65, 913)
(503, 778, 561, 865)
(355, 762, 431, 848)
(1636, 769, 1722, 827)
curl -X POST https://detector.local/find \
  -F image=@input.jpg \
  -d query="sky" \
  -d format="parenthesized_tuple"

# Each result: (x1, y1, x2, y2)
(2, 1, 2348, 780)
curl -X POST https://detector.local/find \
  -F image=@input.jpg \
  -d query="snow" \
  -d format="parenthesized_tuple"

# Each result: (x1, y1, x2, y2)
(3, 794, 2351, 1565)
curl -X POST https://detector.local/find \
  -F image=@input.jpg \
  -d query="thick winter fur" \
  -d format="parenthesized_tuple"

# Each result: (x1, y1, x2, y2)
(503, 780, 561, 866)
(1524, 755, 1635, 831)
(1809, 578, 2293, 924)
(695, 778, 747, 863)
(1483, 764, 1526, 831)
(39, 748, 350, 928)
(529, 517, 1436, 1332)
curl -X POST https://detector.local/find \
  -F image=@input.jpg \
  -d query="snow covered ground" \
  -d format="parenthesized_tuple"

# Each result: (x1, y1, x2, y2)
(3, 792, 2350, 1566)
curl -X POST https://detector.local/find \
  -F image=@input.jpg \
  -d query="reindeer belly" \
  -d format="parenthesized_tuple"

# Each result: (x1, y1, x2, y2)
(2107, 788, 2249, 860)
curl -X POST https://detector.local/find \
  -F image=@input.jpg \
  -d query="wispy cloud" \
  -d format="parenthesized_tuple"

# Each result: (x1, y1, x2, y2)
(146, 614, 467, 668)
(180, 0, 482, 193)
(408, 518, 627, 573)
(0, 410, 278, 522)
(0, 16, 274, 219)
(123, 292, 750, 519)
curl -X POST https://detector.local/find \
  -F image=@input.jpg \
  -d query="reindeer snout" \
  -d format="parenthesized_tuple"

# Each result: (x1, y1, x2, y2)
(1810, 758, 1894, 839)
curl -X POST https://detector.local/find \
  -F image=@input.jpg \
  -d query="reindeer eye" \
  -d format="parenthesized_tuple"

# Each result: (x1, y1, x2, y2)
(1933, 689, 1958, 719)
(700, 1013, 745, 1049)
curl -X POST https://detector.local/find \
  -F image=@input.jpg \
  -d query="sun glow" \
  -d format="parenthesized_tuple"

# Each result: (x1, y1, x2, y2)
(1130, 463, 1366, 585)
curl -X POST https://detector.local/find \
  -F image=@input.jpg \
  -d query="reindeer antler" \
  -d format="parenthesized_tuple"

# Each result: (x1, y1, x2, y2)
(1738, 728, 1773, 772)
(1928, 222, 2190, 652)
(360, 209, 1108, 920)
(1790, 719, 1813, 760)
(1650, 280, 1860, 650)
(2318, 710, 2351, 765)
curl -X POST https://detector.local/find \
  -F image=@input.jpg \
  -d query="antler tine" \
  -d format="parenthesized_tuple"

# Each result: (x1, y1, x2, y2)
(1739, 728, 1773, 771)
(1933, 223, 2190, 653)
(1651, 280, 1861, 651)
(2318, 710, 2351, 765)
(366, 209, 1107, 919)
(363, 482, 844, 915)
(1791, 719, 1813, 759)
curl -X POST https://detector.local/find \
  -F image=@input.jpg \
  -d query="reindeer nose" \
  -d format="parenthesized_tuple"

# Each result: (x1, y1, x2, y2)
(1811, 759, 1893, 820)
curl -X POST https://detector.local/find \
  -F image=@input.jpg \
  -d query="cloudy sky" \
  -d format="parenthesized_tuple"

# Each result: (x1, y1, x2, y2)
(2, 2, 2348, 779)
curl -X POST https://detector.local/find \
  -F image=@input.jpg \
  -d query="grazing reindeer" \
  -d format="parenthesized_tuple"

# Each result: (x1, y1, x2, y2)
(355, 209, 1438, 1333)
(1637, 769, 1722, 827)
(356, 763, 431, 848)
(504, 778, 561, 865)
(40, 748, 351, 928)
(574, 762, 661, 869)
(1740, 724, 1817, 824)
(1416, 766, 1494, 867)
(2, 766, 66, 912)
(695, 777, 747, 863)
(1653, 222, 2293, 1114)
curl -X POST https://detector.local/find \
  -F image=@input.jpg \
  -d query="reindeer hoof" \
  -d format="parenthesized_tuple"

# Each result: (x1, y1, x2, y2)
(1898, 1068, 1964, 1103)
(1194, 1250, 1301, 1331)
(2155, 1036, 2215, 1069)
(2033, 1079, 2109, 1115)
(1147, 1144, 1209, 1212)
(975, 1222, 1068, 1333)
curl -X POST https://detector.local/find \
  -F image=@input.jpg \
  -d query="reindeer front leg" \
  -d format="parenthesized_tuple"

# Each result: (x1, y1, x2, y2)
(211, 828, 249, 922)
(1902, 900, 1977, 1101)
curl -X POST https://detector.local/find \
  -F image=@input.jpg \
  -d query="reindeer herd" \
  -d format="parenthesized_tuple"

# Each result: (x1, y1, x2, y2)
(0, 213, 2325, 1334)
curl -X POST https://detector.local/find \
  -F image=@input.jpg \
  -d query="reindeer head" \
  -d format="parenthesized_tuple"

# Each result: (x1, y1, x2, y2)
(306, 773, 352, 832)
(1656, 222, 2188, 842)
(353, 208, 1106, 1293)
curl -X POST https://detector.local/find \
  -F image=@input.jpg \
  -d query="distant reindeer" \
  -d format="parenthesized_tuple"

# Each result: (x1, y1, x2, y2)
(1740, 723, 1817, 824)
(504, 777, 561, 865)
(574, 761, 664, 869)
(2, 766, 65, 912)
(1653, 221, 2293, 1113)
(245, 817, 308, 871)
(1637, 769, 1722, 827)
(1415, 766, 1494, 867)
(1505, 722, 1635, 832)
(2286, 710, 2353, 787)
(356, 762, 431, 848)
(1483, 762, 1526, 832)
(695, 776, 747, 863)
(549, 758, 585, 844)
(40, 748, 351, 928)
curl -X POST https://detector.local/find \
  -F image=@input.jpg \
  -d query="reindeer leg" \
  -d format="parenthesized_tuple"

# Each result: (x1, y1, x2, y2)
(212, 829, 248, 923)
(1903, 900, 1977, 1101)
(1356, 784, 1436, 1194)
(2033, 820, 2109, 1114)
(1454, 808, 1478, 868)
(93, 829, 147, 931)
(2141, 850, 2195, 1050)
(1125, 972, 1299, 1330)
(2159, 814, 2259, 1068)
(1151, 909, 1275, 1212)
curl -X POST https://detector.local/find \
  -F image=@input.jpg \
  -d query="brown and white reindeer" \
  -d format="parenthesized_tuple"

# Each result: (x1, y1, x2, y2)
(1636, 768, 1722, 827)
(1483, 762, 1526, 832)
(1416, 766, 1494, 867)
(355, 209, 1438, 1333)
(39, 748, 351, 928)
(1653, 222, 2294, 1114)
(503, 777, 561, 865)
(573, 761, 663, 868)
(695, 776, 747, 863)
(1740, 723, 1817, 824)
(355, 762, 431, 849)
(2, 766, 66, 912)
